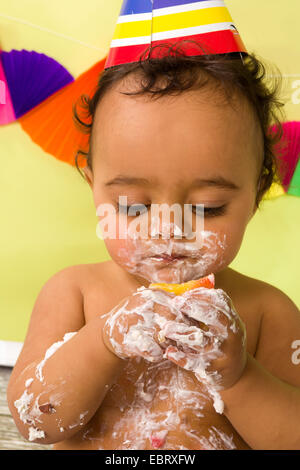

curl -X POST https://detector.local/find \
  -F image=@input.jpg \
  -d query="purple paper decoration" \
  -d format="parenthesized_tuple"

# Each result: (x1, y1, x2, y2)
(0, 49, 74, 119)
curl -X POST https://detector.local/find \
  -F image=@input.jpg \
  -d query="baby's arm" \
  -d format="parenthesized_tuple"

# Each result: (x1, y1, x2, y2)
(220, 284, 300, 449)
(6, 267, 124, 445)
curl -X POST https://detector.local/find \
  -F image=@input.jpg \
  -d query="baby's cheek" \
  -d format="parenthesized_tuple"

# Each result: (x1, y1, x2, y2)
(216, 224, 248, 269)
(104, 238, 138, 269)
(192, 230, 228, 275)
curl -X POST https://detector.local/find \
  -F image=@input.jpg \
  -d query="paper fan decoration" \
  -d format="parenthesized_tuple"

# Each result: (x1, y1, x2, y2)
(270, 121, 300, 198)
(0, 49, 74, 124)
(19, 58, 106, 166)
(0, 46, 107, 166)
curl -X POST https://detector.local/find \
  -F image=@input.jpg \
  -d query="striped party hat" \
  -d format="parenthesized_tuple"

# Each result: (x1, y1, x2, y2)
(104, 0, 247, 69)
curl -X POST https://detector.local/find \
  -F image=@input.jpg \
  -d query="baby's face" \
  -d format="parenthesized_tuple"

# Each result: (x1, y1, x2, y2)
(84, 75, 263, 285)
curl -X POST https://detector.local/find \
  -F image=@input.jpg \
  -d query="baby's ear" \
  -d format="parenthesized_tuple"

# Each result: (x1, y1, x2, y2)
(82, 166, 93, 188)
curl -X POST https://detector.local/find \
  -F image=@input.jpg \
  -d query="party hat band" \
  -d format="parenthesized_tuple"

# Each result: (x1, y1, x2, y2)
(105, 0, 247, 69)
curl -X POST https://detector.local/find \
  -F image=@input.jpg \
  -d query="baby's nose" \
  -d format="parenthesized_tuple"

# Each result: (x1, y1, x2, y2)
(149, 209, 190, 240)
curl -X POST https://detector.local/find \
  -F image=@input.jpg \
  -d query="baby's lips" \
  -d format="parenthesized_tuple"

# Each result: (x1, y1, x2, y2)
(149, 273, 215, 296)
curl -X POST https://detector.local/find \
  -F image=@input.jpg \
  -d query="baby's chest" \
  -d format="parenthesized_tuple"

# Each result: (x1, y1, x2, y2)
(102, 357, 213, 414)
(81, 359, 237, 450)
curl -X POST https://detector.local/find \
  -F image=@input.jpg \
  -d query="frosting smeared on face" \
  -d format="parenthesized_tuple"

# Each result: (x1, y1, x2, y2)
(112, 223, 227, 284)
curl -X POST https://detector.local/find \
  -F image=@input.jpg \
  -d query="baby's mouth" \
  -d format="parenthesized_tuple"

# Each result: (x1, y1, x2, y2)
(149, 254, 188, 263)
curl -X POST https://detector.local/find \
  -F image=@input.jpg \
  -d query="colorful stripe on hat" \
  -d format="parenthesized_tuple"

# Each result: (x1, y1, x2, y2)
(105, 0, 246, 69)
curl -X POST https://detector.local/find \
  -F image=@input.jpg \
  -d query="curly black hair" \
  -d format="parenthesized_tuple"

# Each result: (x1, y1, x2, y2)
(73, 40, 285, 207)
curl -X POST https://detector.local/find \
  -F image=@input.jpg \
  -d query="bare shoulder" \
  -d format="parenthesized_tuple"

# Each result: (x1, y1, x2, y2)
(229, 267, 300, 321)
(67, 260, 132, 322)
(59, 260, 112, 285)
(67, 260, 121, 296)
(7, 262, 111, 389)
(225, 267, 299, 325)
(221, 268, 298, 315)
(220, 269, 300, 386)
(221, 267, 277, 300)
(230, 269, 300, 387)
(218, 268, 276, 324)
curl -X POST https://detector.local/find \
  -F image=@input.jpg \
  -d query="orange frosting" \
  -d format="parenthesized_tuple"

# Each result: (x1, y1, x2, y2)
(149, 274, 215, 295)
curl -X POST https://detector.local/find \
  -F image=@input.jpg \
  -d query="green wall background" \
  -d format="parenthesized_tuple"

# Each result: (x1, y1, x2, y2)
(0, 0, 299, 342)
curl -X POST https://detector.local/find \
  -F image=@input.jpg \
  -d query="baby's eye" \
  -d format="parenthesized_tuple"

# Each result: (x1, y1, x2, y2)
(116, 203, 227, 218)
(192, 205, 227, 217)
(117, 204, 150, 216)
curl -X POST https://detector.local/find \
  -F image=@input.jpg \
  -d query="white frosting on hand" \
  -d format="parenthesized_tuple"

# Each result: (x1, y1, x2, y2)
(104, 278, 243, 415)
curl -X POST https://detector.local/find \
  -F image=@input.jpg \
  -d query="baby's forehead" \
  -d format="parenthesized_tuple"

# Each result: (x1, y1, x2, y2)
(92, 77, 262, 160)
(90, 83, 262, 190)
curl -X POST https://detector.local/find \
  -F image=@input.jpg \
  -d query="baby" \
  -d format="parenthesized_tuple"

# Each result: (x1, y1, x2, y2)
(7, 45, 300, 450)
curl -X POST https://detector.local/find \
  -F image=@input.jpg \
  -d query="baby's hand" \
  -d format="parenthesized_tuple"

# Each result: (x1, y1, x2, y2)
(102, 287, 189, 363)
(159, 287, 247, 390)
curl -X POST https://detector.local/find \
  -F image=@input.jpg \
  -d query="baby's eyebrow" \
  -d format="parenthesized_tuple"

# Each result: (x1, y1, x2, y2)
(105, 175, 152, 187)
(191, 177, 240, 191)
(104, 175, 240, 191)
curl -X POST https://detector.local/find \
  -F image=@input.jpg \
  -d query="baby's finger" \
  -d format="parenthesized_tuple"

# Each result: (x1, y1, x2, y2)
(159, 320, 211, 351)
(174, 295, 229, 337)
(163, 345, 189, 368)
(164, 342, 223, 374)
(123, 326, 164, 363)
(164, 345, 204, 371)
(137, 347, 164, 363)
